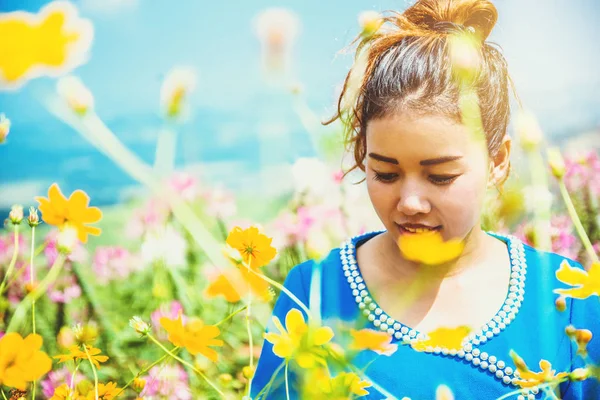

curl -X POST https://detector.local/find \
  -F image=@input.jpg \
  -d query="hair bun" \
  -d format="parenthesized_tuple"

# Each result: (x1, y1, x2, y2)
(403, 0, 498, 41)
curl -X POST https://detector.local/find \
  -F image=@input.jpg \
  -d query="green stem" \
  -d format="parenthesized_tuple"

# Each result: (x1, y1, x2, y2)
(1, 389, 7, 400)
(113, 349, 180, 398)
(215, 305, 248, 326)
(70, 362, 81, 394)
(285, 361, 290, 400)
(154, 127, 177, 178)
(558, 180, 599, 263)
(147, 334, 225, 398)
(246, 266, 311, 318)
(30, 226, 37, 400)
(6, 253, 66, 333)
(83, 345, 99, 400)
(0, 224, 19, 295)
(494, 378, 567, 400)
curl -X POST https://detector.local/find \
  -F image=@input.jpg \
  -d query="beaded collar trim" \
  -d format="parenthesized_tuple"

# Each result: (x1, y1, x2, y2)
(340, 231, 533, 392)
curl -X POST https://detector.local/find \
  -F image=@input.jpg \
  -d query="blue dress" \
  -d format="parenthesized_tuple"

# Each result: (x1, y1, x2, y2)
(251, 231, 600, 399)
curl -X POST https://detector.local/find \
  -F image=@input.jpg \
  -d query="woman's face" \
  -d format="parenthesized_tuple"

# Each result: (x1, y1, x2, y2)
(365, 112, 496, 245)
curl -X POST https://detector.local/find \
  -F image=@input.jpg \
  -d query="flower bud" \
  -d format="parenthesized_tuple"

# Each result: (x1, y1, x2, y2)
(132, 377, 146, 393)
(57, 226, 79, 254)
(160, 67, 197, 121)
(358, 11, 382, 37)
(57, 326, 76, 348)
(217, 373, 233, 386)
(8, 205, 23, 225)
(73, 323, 98, 345)
(509, 350, 529, 373)
(242, 365, 255, 379)
(565, 325, 577, 338)
(576, 329, 593, 345)
(57, 76, 94, 116)
(0, 114, 11, 144)
(129, 316, 151, 336)
(570, 367, 589, 381)
(547, 147, 566, 180)
(515, 111, 543, 152)
(27, 206, 40, 228)
(555, 296, 567, 312)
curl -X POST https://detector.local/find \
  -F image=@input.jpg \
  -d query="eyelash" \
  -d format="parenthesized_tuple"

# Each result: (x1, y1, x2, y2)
(372, 172, 459, 185)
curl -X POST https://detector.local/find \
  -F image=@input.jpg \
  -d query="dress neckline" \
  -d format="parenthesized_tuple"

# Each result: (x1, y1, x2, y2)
(340, 230, 527, 350)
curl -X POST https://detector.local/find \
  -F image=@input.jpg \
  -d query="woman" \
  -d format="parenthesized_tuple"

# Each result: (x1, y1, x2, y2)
(251, 0, 599, 398)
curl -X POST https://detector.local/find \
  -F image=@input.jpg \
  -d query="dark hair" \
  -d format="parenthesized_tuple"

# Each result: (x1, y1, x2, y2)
(327, 0, 515, 177)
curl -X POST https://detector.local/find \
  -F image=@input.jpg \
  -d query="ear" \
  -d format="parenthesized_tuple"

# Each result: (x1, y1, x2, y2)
(488, 135, 511, 188)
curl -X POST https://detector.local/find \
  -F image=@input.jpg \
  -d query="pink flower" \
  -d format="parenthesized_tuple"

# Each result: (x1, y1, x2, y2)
(93, 246, 138, 283)
(48, 274, 82, 303)
(127, 199, 171, 239)
(168, 172, 200, 202)
(41, 366, 84, 398)
(203, 186, 237, 219)
(332, 170, 345, 184)
(141, 364, 191, 400)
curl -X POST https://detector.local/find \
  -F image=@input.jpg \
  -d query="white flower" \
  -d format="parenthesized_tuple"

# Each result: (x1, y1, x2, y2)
(516, 110, 543, 151)
(291, 157, 336, 200)
(253, 8, 301, 73)
(522, 185, 553, 213)
(141, 225, 188, 268)
(160, 67, 197, 120)
(57, 76, 94, 115)
(129, 316, 151, 335)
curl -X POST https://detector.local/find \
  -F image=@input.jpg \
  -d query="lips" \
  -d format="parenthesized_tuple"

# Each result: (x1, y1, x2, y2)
(396, 223, 442, 234)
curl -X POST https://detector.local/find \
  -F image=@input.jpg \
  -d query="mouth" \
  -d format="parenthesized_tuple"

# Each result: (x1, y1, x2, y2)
(396, 223, 442, 235)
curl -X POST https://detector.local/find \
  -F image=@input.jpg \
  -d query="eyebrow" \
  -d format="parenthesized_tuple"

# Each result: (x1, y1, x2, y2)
(368, 153, 462, 166)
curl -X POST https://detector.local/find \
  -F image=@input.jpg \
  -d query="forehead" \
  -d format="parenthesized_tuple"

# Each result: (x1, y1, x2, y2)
(365, 113, 484, 159)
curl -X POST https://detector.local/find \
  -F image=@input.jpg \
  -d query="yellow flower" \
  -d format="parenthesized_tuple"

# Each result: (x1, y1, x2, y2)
(0, 333, 52, 390)
(35, 183, 102, 243)
(205, 267, 272, 303)
(305, 369, 371, 399)
(358, 11, 382, 37)
(349, 328, 398, 356)
(0, 2, 93, 89)
(160, 67, 197, 120)
(54, 345, 108, 368)
(50, 384, 73, 400)
(547, 147, 566, 180)
(411, 326, 471, 352)
(85, 381, 120, 400)
(398, 231, 465, 265)
(511, 353, 568, 389)
(160, 315, 224, 361)
(554, 260, 600, 299)
(264, 308, 334, 368)
(226, 226, 277, 268)
(0, 113, 10, 143)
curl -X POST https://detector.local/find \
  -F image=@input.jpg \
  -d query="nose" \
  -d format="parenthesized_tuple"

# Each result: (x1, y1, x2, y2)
(397, 185, 431, 216)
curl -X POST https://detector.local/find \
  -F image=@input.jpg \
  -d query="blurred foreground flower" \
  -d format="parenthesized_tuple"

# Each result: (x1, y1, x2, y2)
(35, 183, 102, 243)
(510, 351, 568, 389)
(253, 8, 300, 74)
(8, 204, 23, 225)
(264, 308, 333, 368)
(305, 369, 371, 398)
(411, 326, 471, 352)
(0, 2, 93, 89)
(554, 260, 600, 299)
(141, 225, 187, 268)
(205, 266, 272, 303)
(160, 315, 223, 361)
(160, 67, 197, 120)
(140, 364, 191, 400)
(448, 31, 481, 84)
(41, 365, 84, 398)
(226, 226, 277, 268)
(547, 147, 566, 180)
(0, 333, 52, 390)
(349, 328, 397, 356)
(0, 113, 10, 143)
(398, 231, 465, 265)
(435, 384, 455, 400)
(515, 110, 543, 152)
(57, 75, 94, 115)
(50, 381, 120, 400)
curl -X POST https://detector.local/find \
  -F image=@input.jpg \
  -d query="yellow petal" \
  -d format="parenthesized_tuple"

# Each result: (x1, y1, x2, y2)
(313, 326, 334, 346)
(556, 260, 588, 286)
(285, 309, 308, 337)
(398, 232, 464, 265)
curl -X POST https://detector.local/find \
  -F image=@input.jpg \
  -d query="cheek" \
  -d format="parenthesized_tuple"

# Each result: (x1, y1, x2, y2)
(438, 175, 487, 226)
(366, 180, 397, 214)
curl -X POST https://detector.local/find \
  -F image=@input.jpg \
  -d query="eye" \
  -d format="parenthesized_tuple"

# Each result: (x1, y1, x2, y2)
(429, 175, 460, 185)
(373, 171, 399, 183)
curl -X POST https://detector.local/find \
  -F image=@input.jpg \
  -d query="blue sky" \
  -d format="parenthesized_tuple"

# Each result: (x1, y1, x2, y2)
(0, 0, 599, 210)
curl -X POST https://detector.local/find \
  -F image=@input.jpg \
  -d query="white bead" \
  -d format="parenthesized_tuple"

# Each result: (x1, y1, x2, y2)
(486, 331, 494, 338)
(368, 314, 375, 322)
(379, 314, 388, 322)
(531, 387, 539, 394)
(457, 350, 465, 358)
(374, 320, 381, 327)
(363, 309, 370, 317)
(527, 395, 535, 400)
(472, 358, 481, 366)
(480, 352, 488, 360)
(387, 317, 394, 325)
(403, 335, 411, 342)
(359, 302, 366, 310)
(425, 346, 433, 353)
(380, 323, 388, 331)
(472, 349, 481, 357)
(394, 332, 402, 339)
(465, 354, 474, 362)
(449, 349, 457, 356)
(375, 308, 383, 315)
(504, 367, 513, 376)
(480, 361, 489, 369)
(489, 365, 497, 373)
(441, 348, 449, 355)
(517, 396, 525, 400)
(503, 376, 511, 384)
(488, 356, 497, 364)
(409, 330, 417, 337)
(464, 344, 472, 352)
(355, 296, 362, 303)
(495, 370, 504, 378)
(387, 328, 395, 335)
(369, 303, 376, 310)
(401, 326, 409, 334)
(497, 361, 505, 369)
(393, 323, 401, 330)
